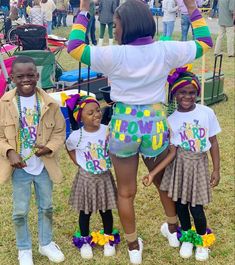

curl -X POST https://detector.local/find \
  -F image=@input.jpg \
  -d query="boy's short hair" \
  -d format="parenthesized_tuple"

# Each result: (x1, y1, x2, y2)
(115, 0, 156, 44)
(12, 56, 37, 71)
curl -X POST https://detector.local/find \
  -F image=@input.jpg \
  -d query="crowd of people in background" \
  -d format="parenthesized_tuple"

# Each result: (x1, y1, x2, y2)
(0, 0, 234, 52)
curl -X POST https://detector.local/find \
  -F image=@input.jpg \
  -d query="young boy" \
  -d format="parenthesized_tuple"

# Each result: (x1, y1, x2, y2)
(0, 56, 66, 265)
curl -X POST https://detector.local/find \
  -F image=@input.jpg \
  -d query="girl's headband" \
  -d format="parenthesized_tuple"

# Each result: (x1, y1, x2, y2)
(64, 93, 100, 123)
(167, 65, 201, 99)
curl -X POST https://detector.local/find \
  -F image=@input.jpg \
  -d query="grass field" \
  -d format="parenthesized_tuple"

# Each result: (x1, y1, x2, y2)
(0, 26, 234, 265)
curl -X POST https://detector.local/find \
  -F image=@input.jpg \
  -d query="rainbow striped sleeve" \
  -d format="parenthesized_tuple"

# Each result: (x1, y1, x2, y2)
(67, 14, 91, 65)
(191, 9, 213, 59)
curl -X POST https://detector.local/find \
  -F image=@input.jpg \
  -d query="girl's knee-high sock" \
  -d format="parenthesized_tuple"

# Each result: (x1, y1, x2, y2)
(176, 199, 191, 231)
(99, 209, 113, 235)
(190, 205, 207, 235)
(79, 210, 92, 236)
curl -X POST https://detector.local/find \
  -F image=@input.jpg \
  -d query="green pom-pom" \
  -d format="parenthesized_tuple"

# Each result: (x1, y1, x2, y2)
(179, 229, 203, 246)
(112, 229, 119, 235)
(74, 231, 81, 238)
(100, 229, 104, 235)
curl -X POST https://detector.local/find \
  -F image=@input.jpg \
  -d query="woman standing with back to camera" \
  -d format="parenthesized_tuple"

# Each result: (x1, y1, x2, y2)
(67, 0, 212, 263)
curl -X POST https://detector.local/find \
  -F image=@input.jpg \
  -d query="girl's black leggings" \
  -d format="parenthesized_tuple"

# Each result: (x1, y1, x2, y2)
(79, 210, 113, 237)
(176, 199, 207, 235)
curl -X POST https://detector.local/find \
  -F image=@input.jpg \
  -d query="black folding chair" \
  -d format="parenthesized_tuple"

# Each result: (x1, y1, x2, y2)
(8, 24, 47, 50)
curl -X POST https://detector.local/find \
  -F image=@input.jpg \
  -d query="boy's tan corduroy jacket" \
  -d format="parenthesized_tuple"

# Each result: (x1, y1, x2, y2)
(0, 88, 66, 184)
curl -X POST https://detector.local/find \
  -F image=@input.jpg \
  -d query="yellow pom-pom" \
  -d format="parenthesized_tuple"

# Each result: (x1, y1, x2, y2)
(202, 233, 216, 247)
(91, 231, 115, 246)
(91, 231, 99, 244)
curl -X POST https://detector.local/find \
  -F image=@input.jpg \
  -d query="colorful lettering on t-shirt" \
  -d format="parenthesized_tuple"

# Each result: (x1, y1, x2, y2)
(83, 139, 111, 174)
(179, 120, 207, 152)
(20, 105, 39, 149)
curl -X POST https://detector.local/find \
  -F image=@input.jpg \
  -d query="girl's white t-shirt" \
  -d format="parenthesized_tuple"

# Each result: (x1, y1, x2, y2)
(66, 124, 112, 174)
(19, 95, 44, 175)
(168, 104, 221, 152)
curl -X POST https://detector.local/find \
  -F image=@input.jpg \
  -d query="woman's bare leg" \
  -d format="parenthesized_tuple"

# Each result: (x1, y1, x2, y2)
(110, 154, 139, 249)
(142, 148, 177, 230)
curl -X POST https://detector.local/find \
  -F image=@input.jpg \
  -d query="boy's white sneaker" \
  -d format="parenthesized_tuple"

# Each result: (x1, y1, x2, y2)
(128, 238, 143, 264)
(179, 242, 194, 258)
(160, 223, 180, 247)
(39, 241, 65, 263)
(104, 243, 116, 256)
(195, 246, 209, 261)
(80, 243, 93, 259)
(18, 249, 34, 265)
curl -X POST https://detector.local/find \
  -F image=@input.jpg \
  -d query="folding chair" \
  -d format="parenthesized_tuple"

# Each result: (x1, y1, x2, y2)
(0, 55, 16, 97)
(47, 34, 67, 54)
(8, 24, 47, 50)
(0, 41, 17, 56)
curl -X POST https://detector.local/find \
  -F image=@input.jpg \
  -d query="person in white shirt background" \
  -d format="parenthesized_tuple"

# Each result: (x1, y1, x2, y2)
(162, 0, 179, 38)
(41, 0, 56, 34)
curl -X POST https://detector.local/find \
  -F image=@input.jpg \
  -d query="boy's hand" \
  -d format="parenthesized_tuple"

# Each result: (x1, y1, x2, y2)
(210, 170, 220, 188)
(35, 145, 52, 157)
(142, 173, 154, 187)
(7, 149, 26, 168)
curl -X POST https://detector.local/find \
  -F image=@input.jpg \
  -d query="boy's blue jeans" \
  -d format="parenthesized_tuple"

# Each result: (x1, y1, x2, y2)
(12, 168, 53, 250)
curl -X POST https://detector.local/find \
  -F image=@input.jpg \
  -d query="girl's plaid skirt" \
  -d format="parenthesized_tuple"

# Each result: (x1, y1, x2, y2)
(69, 167, 117, 214)
(160, 147, 212, 206)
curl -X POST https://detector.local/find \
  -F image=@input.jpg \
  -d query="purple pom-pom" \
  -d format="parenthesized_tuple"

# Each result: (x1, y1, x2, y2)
(109, 233, 121, 246)
(177, 226, 182, 240)
(73, 235, 94, 249)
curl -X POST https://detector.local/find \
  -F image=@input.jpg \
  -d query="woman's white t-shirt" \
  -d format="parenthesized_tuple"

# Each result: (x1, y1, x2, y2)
(91, 40, 196, 105)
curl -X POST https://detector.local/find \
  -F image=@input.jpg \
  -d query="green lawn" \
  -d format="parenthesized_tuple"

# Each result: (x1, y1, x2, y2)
(0, 29, 234, 264)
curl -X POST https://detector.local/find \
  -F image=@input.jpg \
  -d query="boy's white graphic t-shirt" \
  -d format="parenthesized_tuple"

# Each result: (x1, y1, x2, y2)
(19, 95, 44, 175)
(168, 104, 221, 152)
(66, 124, 112, 174)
